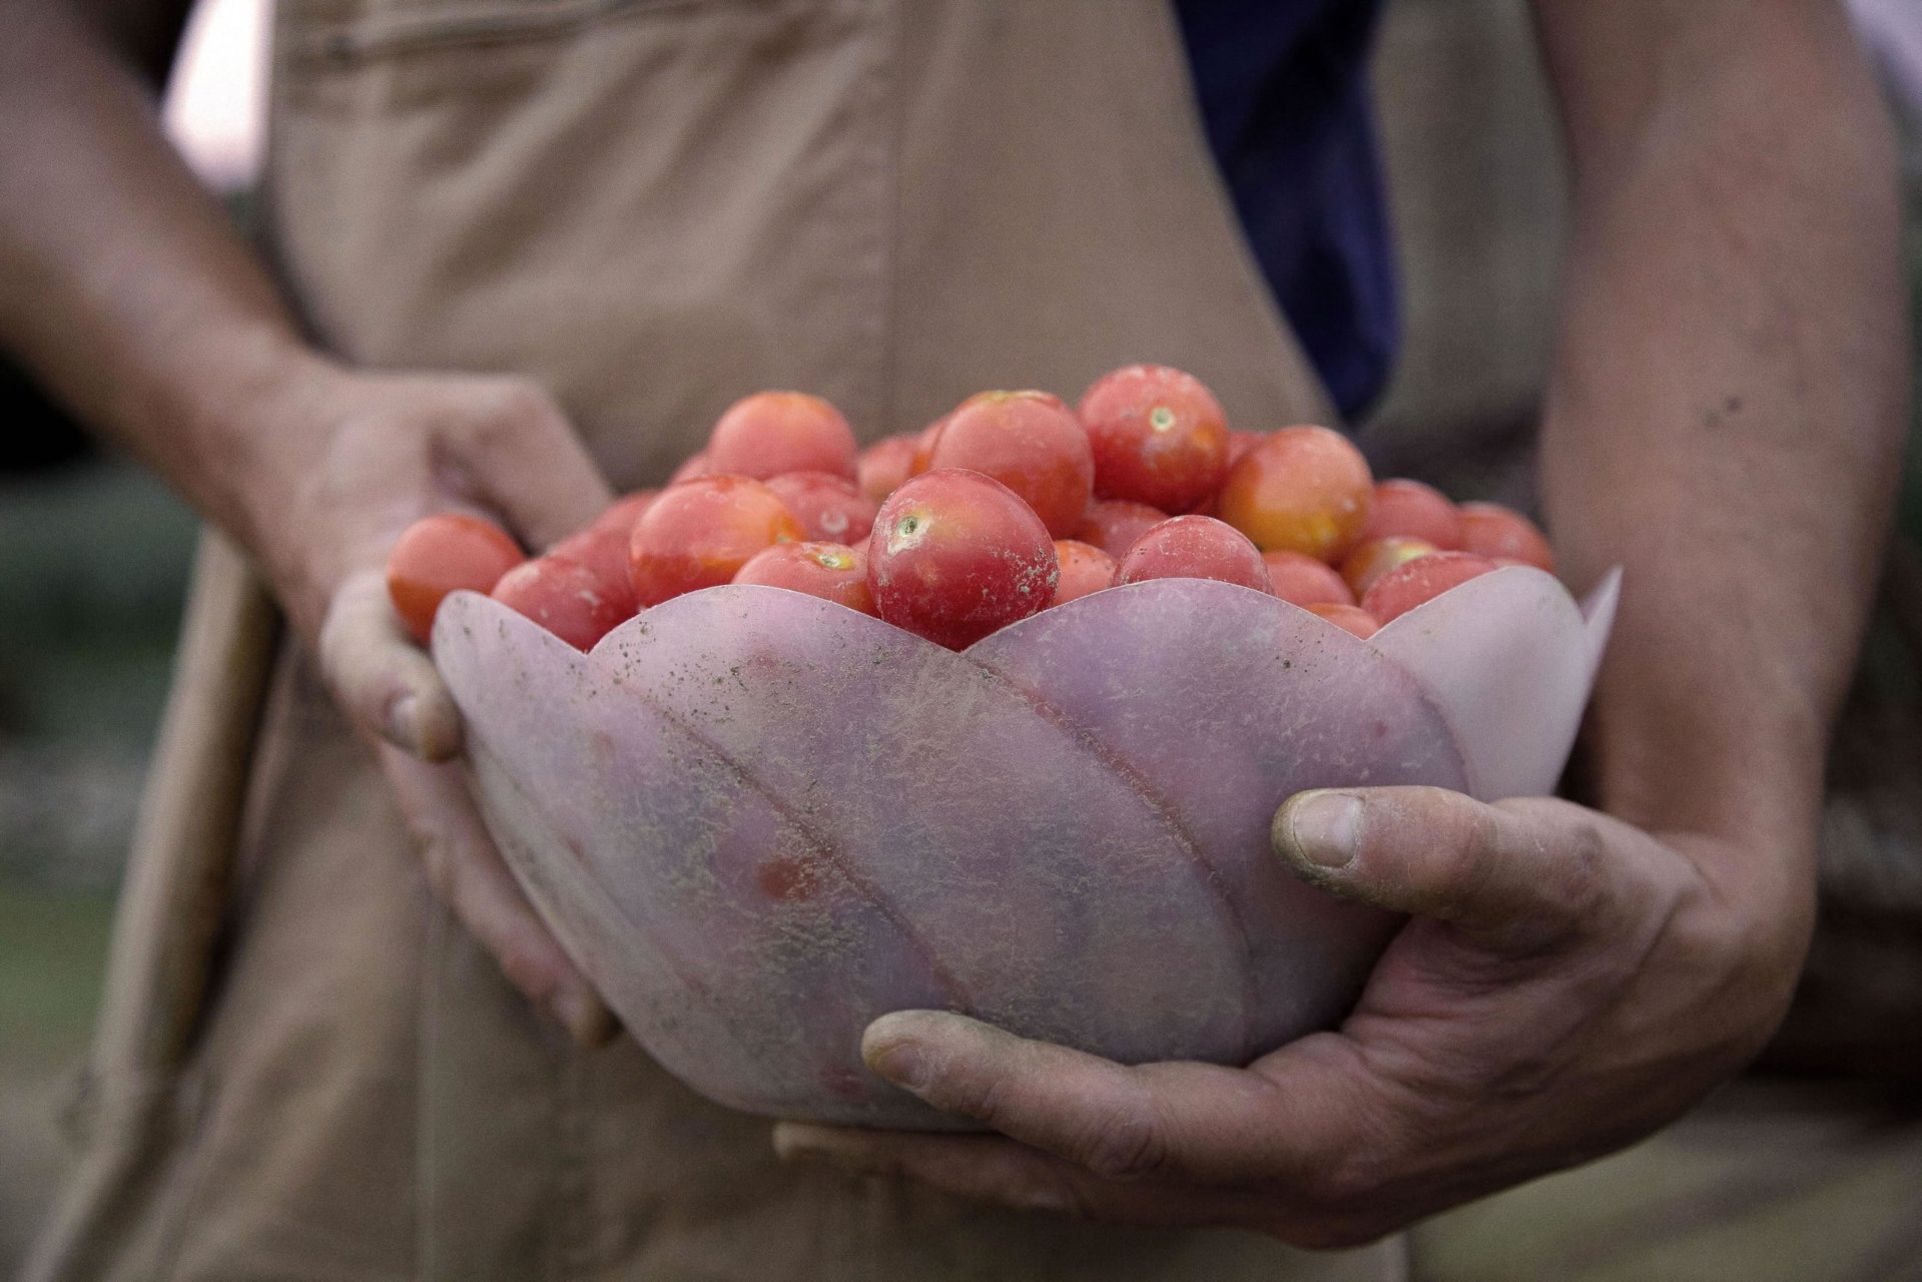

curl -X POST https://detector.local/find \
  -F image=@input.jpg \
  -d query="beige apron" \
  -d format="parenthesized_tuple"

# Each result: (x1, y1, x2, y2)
(30, 2, 1411, 1279)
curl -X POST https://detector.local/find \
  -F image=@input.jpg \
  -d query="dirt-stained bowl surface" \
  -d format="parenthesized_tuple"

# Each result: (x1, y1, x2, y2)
(432, 568, 1617, 1128)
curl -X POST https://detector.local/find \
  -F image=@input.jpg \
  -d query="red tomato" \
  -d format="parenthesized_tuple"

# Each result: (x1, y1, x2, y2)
(491, 556, 631, 650)
(927, 390, 1095, 537)
(1115, 515, 1272, 592)
(732, 541, 877, 615)
(1306, 603, 1381, 639)
(1216, 425, 1374, 562)
(1358, 479, 1462, 549)
(707, 392, 857, 480)
(867, 469, 1056, 649)
(1074, 499, 1170, 559)
(550, 525, 638, 615)
(766, 471, 880, 544)
(1050, 539, 1118, 606)
(1340, 537, 1439, 597)
(908, 415, 949, 477)
(856, 434, 919, 503)
(628, 475, 803, 607)
(1226, 429, 1265, 469)
(667, 452, 712, 485)
(1077, 364, 1231, 513)
(1458, 502, 1555, 573)
(386, 513, 524, 645)
(1361, 551, 1499, 624)
(589, 489, 659, 538)
(1262, 550, 1355, 608)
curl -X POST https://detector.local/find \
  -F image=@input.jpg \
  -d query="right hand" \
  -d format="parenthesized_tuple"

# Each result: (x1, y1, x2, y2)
(242, 357, 618, 1043)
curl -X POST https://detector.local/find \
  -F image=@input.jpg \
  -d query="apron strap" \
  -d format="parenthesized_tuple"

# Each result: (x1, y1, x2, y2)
(93, 528, 279, 1078)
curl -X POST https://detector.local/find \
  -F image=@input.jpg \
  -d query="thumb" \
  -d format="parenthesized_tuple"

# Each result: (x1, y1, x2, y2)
(1271, 787, 1615, 954)
(318, 569, 463, 760)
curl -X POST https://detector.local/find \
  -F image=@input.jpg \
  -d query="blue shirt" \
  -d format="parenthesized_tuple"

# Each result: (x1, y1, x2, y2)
(1174, 0, 1395, 418)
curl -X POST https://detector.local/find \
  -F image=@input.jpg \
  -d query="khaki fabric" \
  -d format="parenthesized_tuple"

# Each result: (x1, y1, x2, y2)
(1408, 1080, 1922, 1282)
(33, 1, 1398, 1279)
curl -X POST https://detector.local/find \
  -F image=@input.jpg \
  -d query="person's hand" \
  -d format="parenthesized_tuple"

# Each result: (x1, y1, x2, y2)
(242, 359, 618, 1044)
(773, 785, 1813, 1246)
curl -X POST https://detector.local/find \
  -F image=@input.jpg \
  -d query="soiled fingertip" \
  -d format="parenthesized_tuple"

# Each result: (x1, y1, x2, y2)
(552, 988, 620, 1048)
(771, 1121, 840, 1164)
(1273, 789, 1363, 876)
(861, 1010, 984, 1093)
(408, 686, 464, 761)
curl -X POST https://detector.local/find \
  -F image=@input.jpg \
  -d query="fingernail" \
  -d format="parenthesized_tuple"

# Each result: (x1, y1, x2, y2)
(387, 695, 421, 751)
(552, 989, 613, 1046)
(1283, 791, 1363, 870)
(772, 1122, 832, 1164)
(863, 1037, 928, 1093)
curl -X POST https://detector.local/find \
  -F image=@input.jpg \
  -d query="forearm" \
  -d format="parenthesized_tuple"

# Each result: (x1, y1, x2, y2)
(1535, 1, 1909, 878)
(0, 0, 327, 551)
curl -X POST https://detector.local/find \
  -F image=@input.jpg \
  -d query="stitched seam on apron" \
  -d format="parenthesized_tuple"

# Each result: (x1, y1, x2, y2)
(290, 0, 864, 67)
(290, 0, 710, 65)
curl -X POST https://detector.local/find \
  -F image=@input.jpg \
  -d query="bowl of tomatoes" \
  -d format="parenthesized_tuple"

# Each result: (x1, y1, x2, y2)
(390, 367, 1616, 1128)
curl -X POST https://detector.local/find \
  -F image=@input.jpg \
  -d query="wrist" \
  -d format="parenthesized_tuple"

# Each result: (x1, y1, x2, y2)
(169, 334, 346, 565)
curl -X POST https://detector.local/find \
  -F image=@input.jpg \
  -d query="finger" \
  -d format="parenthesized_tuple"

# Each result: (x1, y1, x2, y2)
(319, 570, 463, 760)
(465, 380, 614, 550)
(1271, 786, 1618, 952)
(380, 746, 619, 1046)
(850, 1012, 1362, 1186)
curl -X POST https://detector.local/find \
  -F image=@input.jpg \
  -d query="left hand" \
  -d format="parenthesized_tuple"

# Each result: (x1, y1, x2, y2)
(772, 785, 1812, 1247)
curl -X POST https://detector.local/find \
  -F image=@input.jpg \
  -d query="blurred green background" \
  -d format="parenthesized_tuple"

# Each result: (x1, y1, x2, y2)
(1, 10, 1919, 1278)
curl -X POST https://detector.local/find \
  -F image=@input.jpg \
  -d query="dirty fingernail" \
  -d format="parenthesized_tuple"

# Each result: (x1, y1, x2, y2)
(863, 1037, 928, 1093)
(772, 1122, 835, 1163)
(1280, 791, 1363, 870)
(553, 989, 615, 1046)
(387, 694, 421, 751)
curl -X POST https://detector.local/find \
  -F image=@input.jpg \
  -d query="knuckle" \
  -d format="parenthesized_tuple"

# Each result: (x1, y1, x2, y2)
(475, 378, 565, 438)
(1553, 819, 1610, 921)
(1301, 1132, 1391, 1211)
(1074, 1100, 1170, 1181)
